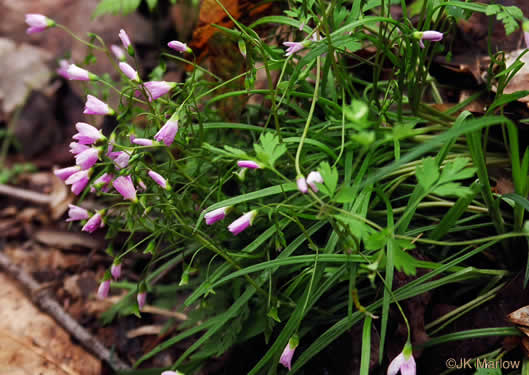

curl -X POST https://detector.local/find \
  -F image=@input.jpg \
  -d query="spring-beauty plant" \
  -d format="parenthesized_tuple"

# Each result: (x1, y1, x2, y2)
(29, 0, 529, 373)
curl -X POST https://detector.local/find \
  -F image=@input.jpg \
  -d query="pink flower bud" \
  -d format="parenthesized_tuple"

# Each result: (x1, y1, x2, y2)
(66, 204, 89, 222)
(168, 40, 191, 53)
(279, 337, 298, 370)
(97, 279, 111, 299)
(138, 179, 147, 191)
(296, 176, 308, 194)
(143, 81, 176, 101)
(154, 118, 178, 146)
(306, 171, 323, 192)
(148, 170, 169, 190)
(84, 95, 115, 115)
(205, 206, 229, 225)
(119, 62, 139, 82)
(119, 29, 134, 56)
(82, 211, 103, 233)
(112, 175, 137, 202)
(73, 122, 106, 144)
(111, 262, 122, 280)
(414, 30, 443, 48)
(111, 45, 126, 61)
(54, 165, 81, 181)
(237, 160, 261, 169)
(137, 291, 147, 310)
(75, 147, 100, 170)
(132, 138, 154, 146)
(387, 343, 416, 375)
(228, 210, 257, 236)
(25, 14, 55, 34)
(66, 64, 97, 81)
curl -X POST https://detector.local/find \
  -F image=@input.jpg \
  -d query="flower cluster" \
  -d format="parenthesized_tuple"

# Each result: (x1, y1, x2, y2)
(35, 24, 189, 304)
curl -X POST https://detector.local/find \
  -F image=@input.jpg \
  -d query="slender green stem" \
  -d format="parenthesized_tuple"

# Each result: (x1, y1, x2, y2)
(295, 56, 321, 176)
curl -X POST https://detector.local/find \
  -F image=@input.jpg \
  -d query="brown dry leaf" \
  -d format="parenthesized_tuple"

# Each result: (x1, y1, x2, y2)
(523, 337, 529, 357)
(499, 49, 529, 105)
(17, 206, 49, 224)
(0, 38, 51, 116)
(50, 174, 73, 220)
(62, 272, 98, 300)
(190, 0, 242, 52)
(493, 177, 515, 195)
(5, 245, 82, 274)
(0, 272, 101, 374)
(0, 218, 22, 238)
(507, 305, 529, 326)
(34, 228, 102, 250)
(189, 0, 272, 56)
(519, 326, 529, 338)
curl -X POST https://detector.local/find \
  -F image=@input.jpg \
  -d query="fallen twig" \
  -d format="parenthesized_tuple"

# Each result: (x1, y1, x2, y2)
(0, 183, 51, 204)
(0, 251, 130, 371)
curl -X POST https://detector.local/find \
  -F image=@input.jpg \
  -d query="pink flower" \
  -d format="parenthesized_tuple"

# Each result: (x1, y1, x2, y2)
(75, 147, 100, 170)
(111, 44, 126, 61)
(66, 64, 97, 81)
(69, 142, 90, 155)
(107, 148, 131, 170)
(82, 211, 103, 233)
(57, 59, 71, 79)
(137, 291, 147, 310)
(113, 175, 137, 202)
(112, 152, 131, 169)
(387, 343, 416, 375)
(306, 171, 323, 192)
(205, 207, 229, 225)
(143, 81, 176, 101)
(154, 118, 179, 146)
(84, 95, 115, 115)
(148, 170, 169, 190)
(54, 165, 80, 181)
(228, 210, 256, 236)
(111, 262, 122, 280)
(132, 138, 154, 146)
(66, 204, 89, 222)
(283, 41, 306, 56)
(237, 160, 261, 169)
(25, 14, 55, 34)
(168, 40, 191, 53)
(161, 372, 184, 375)
(97, 279, 111, 299)
(279, 337, 298, 371)
(65, 169, 91, 195)
(119, 62, 139, 82)
(91, 173, 113, 192)
(296, 176, 308, 194)
(73, 122, 105, 144)
(414, 30, 443, 48)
